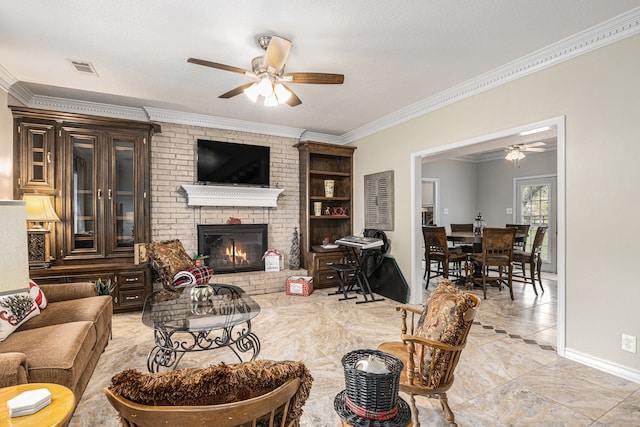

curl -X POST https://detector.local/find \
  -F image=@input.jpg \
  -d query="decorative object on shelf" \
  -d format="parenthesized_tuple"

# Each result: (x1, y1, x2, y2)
(95, 278, 115, 296)
(0, 201, 29, 294)
(262, 249, 281, 272)
(192, 254, 208, 267)
(332, 207, 347, 216)
(322, 237, 330, 246)
(226, 217, 242, 224)
(313, 202, 322, 216)
(190, 284, 213, 302)
(289, 228, 301, 270)
(324, 180, 335, 198)
(473, 212, 486, 235)
(324, 207, 331, 215)
(23, 193, 61, 268)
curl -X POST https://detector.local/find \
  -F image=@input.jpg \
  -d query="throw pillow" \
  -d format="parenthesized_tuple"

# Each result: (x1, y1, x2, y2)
(414, 279, 475, 388)
(29, 279, 48, 309)
(0, 292, 40, 342)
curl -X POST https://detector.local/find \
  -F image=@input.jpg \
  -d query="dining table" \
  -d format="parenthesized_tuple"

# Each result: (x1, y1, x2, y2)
(447, 231, 527, 250)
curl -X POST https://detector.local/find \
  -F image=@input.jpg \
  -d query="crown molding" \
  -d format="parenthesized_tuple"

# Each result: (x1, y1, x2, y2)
(26, 95, 150, 121)
(0, 65, 32, 106)
(143, 107, 308, 139)
(342, 7, 640, 144)
(299, 131, 343, 144)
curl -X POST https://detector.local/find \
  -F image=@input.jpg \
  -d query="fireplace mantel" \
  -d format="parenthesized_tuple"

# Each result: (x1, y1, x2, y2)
(181, 184, 284, 207)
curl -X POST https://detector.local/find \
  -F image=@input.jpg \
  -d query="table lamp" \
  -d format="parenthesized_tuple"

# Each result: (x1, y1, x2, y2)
(0, 200, 29, 295)
(23, 193, 61, 268)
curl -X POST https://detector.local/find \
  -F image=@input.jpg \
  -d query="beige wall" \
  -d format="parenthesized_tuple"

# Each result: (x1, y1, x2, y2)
(351, 34, 640, 374)
(0, 89, 13, 199)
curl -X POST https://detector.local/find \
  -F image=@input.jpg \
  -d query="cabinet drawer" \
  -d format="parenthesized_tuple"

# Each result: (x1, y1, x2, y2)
(316, 270, 341, 287)
(117, 288, 145, 308)
(315, 255, 344, 269)
(118, 270, 145, 288)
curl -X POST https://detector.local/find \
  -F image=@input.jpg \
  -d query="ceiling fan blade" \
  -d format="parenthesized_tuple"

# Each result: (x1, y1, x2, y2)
(219, 82, 255, 99)
(281, 72, 344, 84)
(281, 84, 302, 107)
(263, 36, 292, 74)
(526, 148, 546, 152)
(188, 58, 254, 76)
(525, 141, 547, 148)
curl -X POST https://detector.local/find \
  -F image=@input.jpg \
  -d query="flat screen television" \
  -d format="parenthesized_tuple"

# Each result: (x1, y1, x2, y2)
(197, 139, 270, 187)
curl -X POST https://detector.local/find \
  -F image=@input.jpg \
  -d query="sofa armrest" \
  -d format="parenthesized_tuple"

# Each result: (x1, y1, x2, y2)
(39, 282, 96, 303)
(0, 352, 28, 387)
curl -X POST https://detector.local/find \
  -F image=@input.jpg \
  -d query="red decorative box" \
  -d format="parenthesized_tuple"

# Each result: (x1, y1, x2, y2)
(286, 276, 313, 296)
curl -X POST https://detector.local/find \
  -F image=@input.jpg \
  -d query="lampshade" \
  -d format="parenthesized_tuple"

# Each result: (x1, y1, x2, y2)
(0, 200, 29, 294)
(244, 82, 260, 103)
(23, 193, 61, 223)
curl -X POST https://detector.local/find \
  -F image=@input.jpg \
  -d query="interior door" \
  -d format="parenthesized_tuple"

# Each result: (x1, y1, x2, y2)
(516, 176, 557, 272)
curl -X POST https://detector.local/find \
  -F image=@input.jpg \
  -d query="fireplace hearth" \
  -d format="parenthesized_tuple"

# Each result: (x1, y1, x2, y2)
(197, 224, 268, 274)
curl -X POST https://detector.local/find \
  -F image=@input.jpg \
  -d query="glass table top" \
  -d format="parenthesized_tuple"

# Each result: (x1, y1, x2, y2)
(141, 284, 260, 333)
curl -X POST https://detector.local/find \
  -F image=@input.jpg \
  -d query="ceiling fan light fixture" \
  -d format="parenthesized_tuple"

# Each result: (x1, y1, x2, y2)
(257, 75, 273, 97)
(243, 82, 260, 103)
(274, 83, 291, 103)
(505, 147, 526, 161)
(264, 94, 279, 107)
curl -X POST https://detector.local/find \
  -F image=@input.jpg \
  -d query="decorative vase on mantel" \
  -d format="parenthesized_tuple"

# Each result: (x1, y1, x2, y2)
(289, 227, 301, 270)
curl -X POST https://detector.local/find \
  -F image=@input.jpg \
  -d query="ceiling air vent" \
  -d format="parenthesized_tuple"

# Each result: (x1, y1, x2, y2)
(69, 60, 98, 76)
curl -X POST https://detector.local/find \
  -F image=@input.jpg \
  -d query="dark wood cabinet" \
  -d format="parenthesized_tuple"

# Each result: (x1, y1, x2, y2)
(12, 107, 158, 312)
(296, 141, 356, 289)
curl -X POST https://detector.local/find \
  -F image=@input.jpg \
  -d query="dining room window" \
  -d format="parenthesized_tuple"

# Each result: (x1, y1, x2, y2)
(520, 183, 550, 262)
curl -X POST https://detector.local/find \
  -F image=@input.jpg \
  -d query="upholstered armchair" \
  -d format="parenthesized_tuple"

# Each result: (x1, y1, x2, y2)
(145, 239, 214, 290)
(378, 279, 480, 426)
(104, 360, 313, 427)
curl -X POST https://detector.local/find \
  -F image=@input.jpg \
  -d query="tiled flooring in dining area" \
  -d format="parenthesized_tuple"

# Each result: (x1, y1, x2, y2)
(71, 271, 640, 426)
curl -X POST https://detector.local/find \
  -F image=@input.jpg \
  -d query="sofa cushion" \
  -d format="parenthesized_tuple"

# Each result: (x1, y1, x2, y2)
(0, 292, 40, 342)
(414, 279, 475, 388)
(16, 295, 112, 341)
(29, 280, 48, 309)
(0, 321, 96, 390)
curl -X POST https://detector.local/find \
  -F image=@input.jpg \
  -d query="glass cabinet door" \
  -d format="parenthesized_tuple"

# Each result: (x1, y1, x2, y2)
(66, 131, 102, 257)
(108, 137, 136, 254)
(19, 122, 56, 191)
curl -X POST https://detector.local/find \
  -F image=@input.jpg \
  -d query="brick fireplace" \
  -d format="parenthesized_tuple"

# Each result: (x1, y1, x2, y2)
(149, 121, 306, 295)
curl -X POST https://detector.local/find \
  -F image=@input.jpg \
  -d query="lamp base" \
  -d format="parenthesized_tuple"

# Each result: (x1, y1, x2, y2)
(27, 230, 51, 269)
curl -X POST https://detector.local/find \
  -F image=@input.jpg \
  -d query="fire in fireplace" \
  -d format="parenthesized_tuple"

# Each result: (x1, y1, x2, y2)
(197, 224, 268, 274)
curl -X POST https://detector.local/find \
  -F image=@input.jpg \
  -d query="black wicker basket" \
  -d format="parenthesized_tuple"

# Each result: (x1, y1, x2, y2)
(342, 350, 403, 415)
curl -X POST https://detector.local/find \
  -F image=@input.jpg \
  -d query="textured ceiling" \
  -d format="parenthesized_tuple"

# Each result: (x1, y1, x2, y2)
(1, 1, 640, 137)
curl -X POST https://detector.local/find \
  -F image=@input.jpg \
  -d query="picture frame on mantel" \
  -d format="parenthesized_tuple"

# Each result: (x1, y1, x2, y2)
(364, 170, 394, 231)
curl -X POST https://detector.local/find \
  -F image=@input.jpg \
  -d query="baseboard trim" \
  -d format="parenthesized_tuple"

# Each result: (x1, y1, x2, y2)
(564, 348, 640, 384)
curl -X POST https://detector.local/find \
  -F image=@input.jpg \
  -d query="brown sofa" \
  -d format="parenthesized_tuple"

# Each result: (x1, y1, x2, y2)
(0, 282, 112, 405)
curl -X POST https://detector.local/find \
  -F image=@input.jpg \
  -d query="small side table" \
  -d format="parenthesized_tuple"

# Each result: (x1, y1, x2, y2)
(0, 383, 75, 427)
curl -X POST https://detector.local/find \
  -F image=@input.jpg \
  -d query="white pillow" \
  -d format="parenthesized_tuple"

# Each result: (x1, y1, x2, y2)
(0, 292, 40, 342)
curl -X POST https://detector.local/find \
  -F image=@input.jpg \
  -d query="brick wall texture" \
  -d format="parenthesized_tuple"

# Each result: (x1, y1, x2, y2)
(150, 122, 306, 294)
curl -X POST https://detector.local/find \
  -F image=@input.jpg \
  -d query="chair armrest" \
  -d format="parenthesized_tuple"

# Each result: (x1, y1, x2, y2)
(400, 333, 466, 352)
(0, 352, 28, 387)
(39, 282, 96, 303)
(395, 303, 423, 315)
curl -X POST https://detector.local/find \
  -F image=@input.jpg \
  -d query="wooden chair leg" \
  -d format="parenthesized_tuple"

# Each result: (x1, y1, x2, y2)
(529, 260, 538, 295)
(536, 256, 544, 292)
(439, 392, 456, 426)
(508, 265, 514, 300)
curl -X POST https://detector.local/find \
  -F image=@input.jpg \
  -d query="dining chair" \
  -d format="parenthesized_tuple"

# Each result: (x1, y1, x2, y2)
(513, 225, 548, 295)
(450, 224, 473, 232)
(469, 227, 516, 299)
(505, 223, 531, 251)
(422, 226, 468, 286)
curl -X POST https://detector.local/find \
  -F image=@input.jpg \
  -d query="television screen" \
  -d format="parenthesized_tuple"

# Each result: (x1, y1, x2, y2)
(197, 139, 270, 187)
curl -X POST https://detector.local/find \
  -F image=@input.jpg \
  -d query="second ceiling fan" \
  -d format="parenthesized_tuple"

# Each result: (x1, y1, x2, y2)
(188, 35, 344, 107)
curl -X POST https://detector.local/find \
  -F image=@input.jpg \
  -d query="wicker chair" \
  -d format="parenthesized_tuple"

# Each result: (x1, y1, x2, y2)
(513, 225, 548, 295)
(105, 377, 302, 427)
(378, 281, 480, 426)
(422, 226, 468, 285)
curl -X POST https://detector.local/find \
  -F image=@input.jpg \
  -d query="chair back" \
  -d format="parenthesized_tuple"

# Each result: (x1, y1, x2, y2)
(482, 227, 515, 265)
(450, 223, 473, 232)
(531, 225, 548, 254)
(423, 226, 449, 257)
(104, 377, 302, 427)
(506, 223, 531, 249)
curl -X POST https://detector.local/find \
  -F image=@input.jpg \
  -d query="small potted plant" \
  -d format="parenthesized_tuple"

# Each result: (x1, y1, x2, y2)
(193, 253, 206, 267)
(95, 278, 115, 296)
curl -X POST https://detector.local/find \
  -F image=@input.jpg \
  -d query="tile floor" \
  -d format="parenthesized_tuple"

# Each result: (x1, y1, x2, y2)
(71, 272, 640, 426)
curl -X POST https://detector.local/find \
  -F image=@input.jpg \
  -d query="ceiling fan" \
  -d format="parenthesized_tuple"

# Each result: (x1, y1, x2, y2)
(505, 141, 546, 162)
(188, 35, 344, 107)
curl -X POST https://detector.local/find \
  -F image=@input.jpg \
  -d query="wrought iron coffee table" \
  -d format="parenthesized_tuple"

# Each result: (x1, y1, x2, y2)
(142, 283, 260, 372)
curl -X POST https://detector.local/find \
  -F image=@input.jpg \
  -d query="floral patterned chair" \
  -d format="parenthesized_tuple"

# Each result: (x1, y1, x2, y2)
(145, 239, 214, 290)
